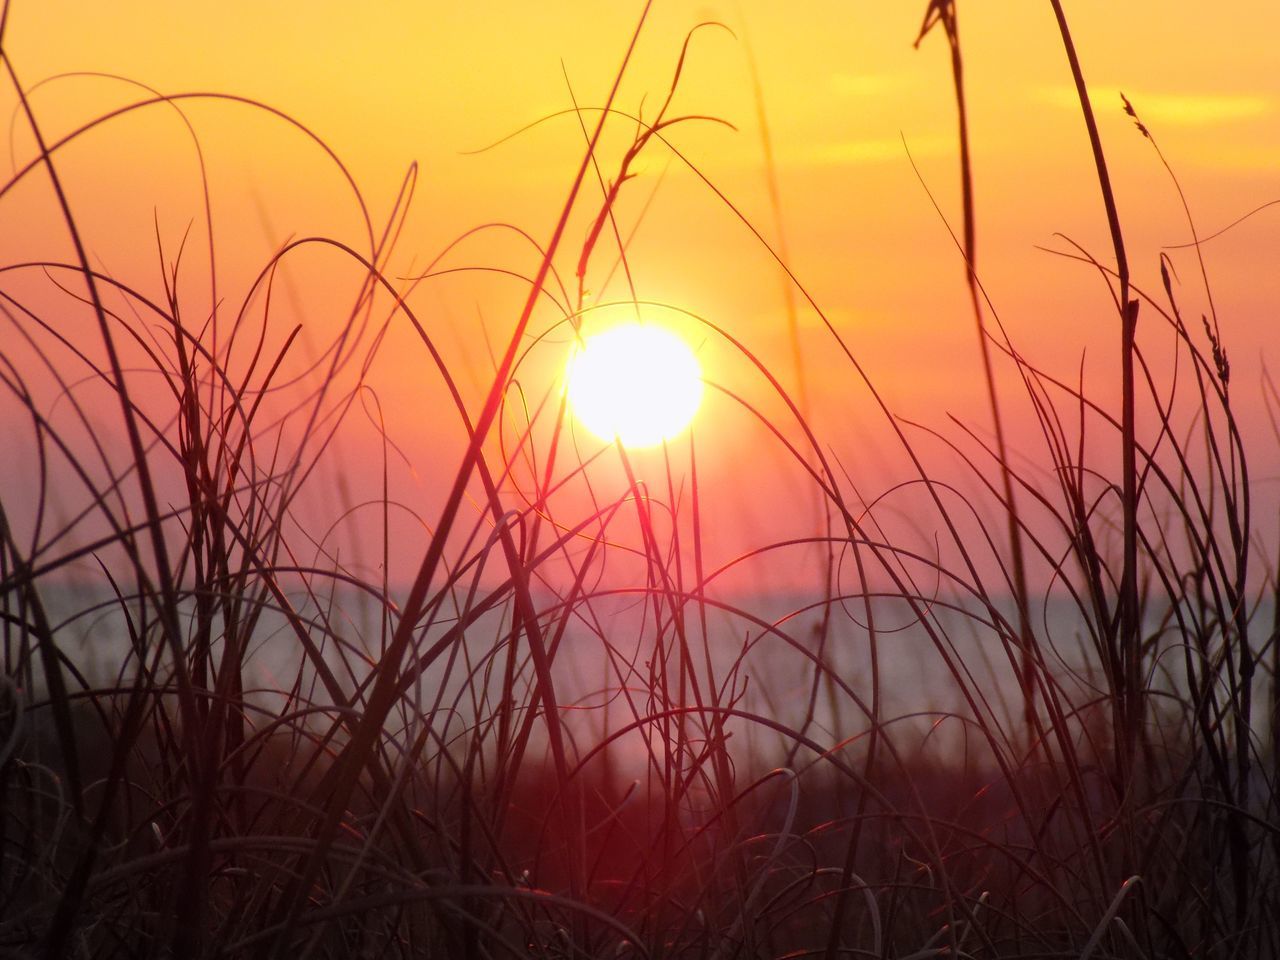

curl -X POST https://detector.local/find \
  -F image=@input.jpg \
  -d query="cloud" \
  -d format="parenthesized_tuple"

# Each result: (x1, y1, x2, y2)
(1191, 144, 1280, 172)
(1039, 86, 1272, 126)
(792, 134, 951, 167)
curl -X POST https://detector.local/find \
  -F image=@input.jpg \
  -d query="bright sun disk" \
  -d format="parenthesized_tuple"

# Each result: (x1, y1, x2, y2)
(565, 323, 703, 448)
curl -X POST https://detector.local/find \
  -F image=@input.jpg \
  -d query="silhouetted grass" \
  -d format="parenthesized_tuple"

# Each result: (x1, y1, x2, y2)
(1, 2, 1277, 957)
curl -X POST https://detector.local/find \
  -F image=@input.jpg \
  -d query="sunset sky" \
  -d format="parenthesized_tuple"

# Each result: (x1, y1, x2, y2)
(2, 1, 1276, 589)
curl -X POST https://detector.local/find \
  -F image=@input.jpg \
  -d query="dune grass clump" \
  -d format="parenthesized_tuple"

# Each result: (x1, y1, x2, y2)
(1, 3, 1277, 957)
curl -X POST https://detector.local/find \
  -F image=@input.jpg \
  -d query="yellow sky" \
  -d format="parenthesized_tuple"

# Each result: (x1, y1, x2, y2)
(2, 1, 1277, 587)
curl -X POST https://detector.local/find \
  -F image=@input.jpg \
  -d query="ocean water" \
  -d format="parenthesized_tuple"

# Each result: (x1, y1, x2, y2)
(16, 579, 1272, 771)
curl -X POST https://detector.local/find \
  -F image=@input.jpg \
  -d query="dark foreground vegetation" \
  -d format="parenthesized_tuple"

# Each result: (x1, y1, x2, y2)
(1, 2, 1277, 957)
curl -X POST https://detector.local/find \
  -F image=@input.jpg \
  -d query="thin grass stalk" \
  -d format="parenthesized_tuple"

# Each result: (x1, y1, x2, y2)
(742, 10, 843, 782)
(1044, 1, 1142, 786)
(918, 0, 1040, 759)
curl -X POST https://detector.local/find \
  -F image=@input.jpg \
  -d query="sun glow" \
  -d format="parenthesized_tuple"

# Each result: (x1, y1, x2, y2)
(565, 323, 703, 448)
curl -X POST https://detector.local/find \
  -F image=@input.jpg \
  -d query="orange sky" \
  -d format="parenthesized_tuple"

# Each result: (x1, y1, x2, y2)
(2, 1, 1277, 592)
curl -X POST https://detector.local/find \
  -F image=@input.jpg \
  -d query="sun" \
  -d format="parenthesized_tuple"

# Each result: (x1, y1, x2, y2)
(565, 323, 703, 448)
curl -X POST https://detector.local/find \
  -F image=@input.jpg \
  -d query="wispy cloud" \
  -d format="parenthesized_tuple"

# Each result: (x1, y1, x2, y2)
(1039, 86, 1272, 126)
(791, 134, 951, 167)
(1193, 144, 1280, 172)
